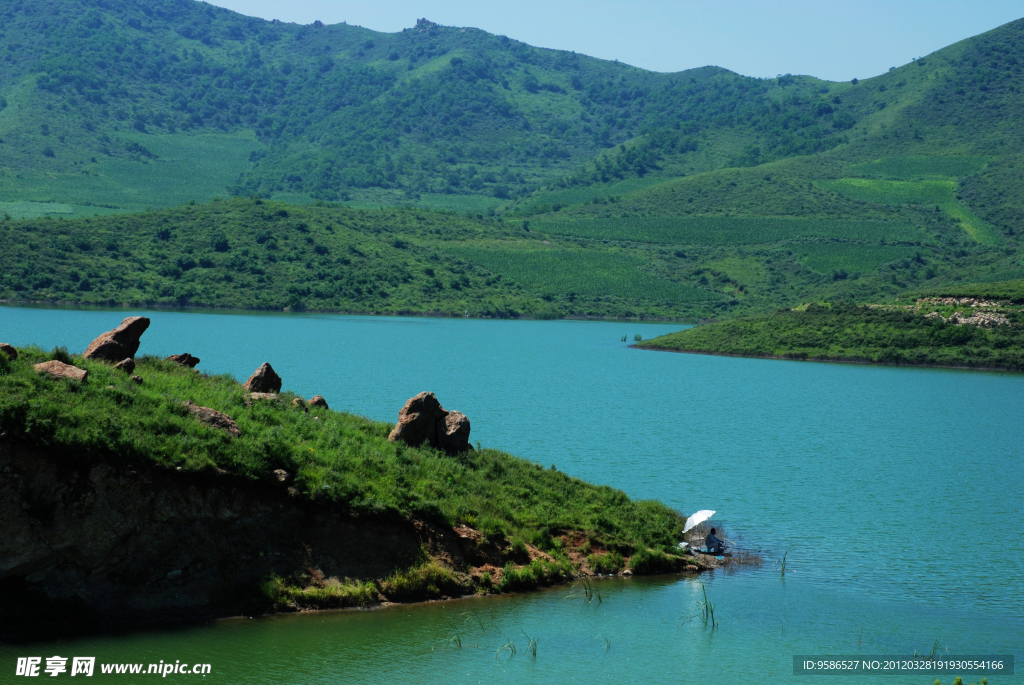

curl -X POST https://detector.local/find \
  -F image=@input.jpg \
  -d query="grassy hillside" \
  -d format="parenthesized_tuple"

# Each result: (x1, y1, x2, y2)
(0, 0, 854, 213)
(0, 346, 684, 549)
(0, 197, 728, 318)
(4, 195, 1022, 320)
(0, 342, 689, 610)
(637, 280, 1024, 370)
(2, 2, 1024, 318)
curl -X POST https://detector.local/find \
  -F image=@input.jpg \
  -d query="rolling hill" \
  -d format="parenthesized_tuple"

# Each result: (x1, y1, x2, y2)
(1, 1, 1023, 318)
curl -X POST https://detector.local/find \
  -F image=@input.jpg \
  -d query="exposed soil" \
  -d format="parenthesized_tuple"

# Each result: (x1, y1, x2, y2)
(0, 443, 708, 639)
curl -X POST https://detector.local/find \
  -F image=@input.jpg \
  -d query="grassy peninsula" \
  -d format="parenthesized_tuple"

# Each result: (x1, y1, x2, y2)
(637, 280, 1024, 370)
(0, 343, 689, 613)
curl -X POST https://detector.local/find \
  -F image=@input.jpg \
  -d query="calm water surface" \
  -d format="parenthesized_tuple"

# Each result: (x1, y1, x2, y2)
(1, 306, 1021, 684)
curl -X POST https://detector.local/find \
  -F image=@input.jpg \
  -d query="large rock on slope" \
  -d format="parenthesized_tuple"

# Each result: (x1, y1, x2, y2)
(168, 353, 200, 368)
(243, 363, 282, 393)
(0, 344, 17, 361)
(82, 317, 150, 362)
(440, 411, 472, 455)
(33, 361, 88, 382)
(388, 392, 472, 455)
(308, 395, 329, 409)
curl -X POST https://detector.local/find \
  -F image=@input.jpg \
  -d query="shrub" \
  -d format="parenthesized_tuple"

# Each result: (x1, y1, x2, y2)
(628, 548, 681, 574)
(495, 558, 572, 593)
(261, 574, 376, 609)
(587, 551, 623, 574)
(379, 561, 464, 601)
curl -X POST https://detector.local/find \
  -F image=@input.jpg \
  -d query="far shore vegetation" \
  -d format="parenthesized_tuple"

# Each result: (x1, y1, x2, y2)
(637, 279, 1024, 370)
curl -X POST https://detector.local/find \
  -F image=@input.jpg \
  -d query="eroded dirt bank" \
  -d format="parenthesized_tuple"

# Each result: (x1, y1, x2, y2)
(0, 444, 707, 637)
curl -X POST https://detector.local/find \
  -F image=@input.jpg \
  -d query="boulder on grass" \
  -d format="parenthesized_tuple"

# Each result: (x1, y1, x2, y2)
(168, 353, 200, 368)
(439, 411, 472, 455)
(83, 316, 150, 362)
(308, 395, 328, 409)
(130, 375, 143, 385)
(0, 343, 17, 361)
(183, 400, 240, 437)
(243, 362, 282, 393)
(34, 360, 88, 382)
(387, 392, 473, 455)
(247, 392, 278, 404)
(114, 358, 135, 374)
(291, 397, 306, 411)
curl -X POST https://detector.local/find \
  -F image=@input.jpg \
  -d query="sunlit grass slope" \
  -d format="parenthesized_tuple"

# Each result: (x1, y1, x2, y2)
(0, 347, 684, 553)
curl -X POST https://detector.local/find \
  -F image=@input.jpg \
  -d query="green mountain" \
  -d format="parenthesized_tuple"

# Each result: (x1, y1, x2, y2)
(1, 1, 1024, 318)
(0, 0, 865, 212)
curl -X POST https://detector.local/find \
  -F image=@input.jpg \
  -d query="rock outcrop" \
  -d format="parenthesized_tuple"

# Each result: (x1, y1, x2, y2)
(243, 363, 282, 393)
(0, 344, 17, 361)
(387, 392, 472, 455)
(247, 393, 278, 404)
(33, 361, 88, 382)
(113, 358, 135, 374)
(168, 353, 200, 368)
(183, 401, 241, 437)
(130, 375, 143, 385)
(82, 317, 150, 362)
(308, 395, 329, 409)
(291, 397, 306, 411)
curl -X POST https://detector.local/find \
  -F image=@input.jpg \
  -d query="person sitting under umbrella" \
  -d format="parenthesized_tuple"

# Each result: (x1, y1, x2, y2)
(705, 528, 726, 554)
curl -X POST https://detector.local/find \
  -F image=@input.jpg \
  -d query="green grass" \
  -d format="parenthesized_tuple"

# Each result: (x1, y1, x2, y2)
(790, 243, 920, 275)
(905, 278, 1024, 303)
(847, 156, 992, 180)
(0, 346, 686, 552)
(0, 133, 261, 212)
(519, 177, 672, 213)
(532, 216, 925, 246)
(445, 245, 717, 302)
(818, 179, 1001, 245)
(817, 179, 956, 206)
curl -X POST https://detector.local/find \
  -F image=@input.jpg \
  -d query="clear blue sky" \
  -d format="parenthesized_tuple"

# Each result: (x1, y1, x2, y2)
(207, 0, 1023, 82)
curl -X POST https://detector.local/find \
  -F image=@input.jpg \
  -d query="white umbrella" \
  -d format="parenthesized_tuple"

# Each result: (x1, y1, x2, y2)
(683, 509, 715, 534)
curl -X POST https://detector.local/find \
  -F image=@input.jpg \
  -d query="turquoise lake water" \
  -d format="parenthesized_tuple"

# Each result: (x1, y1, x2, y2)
(1, 306, 1022, 684)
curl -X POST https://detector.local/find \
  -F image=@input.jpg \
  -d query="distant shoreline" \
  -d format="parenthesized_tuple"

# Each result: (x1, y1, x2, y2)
(633, 343, 1023, 373)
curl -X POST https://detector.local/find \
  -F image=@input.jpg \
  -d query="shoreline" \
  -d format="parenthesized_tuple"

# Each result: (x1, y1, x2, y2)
(1, 561, 721, 643)
(633, 343, 1024, 373)
(0, 299, 696, 324)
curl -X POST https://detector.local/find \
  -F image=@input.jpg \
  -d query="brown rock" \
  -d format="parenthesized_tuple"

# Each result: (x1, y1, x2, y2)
(114, 358, 136, 374)
(243, 362, 281, 393)
(308, 395, 328, 409)
(168, 353, 200, 368)
(0, 343, 17, 361)
(130, 375, 144, 385)
(291, 397, 307, 411)
(248, 392, 278, 404)
(271, 469, 291, 484)
(439, 411, 472, 455)
(388, 392, 448, 448)
(387, 392, 473, 455)
(82, 316, 150, 362)
(183, 400, 240, 437)
(34, 360, 88, 382)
